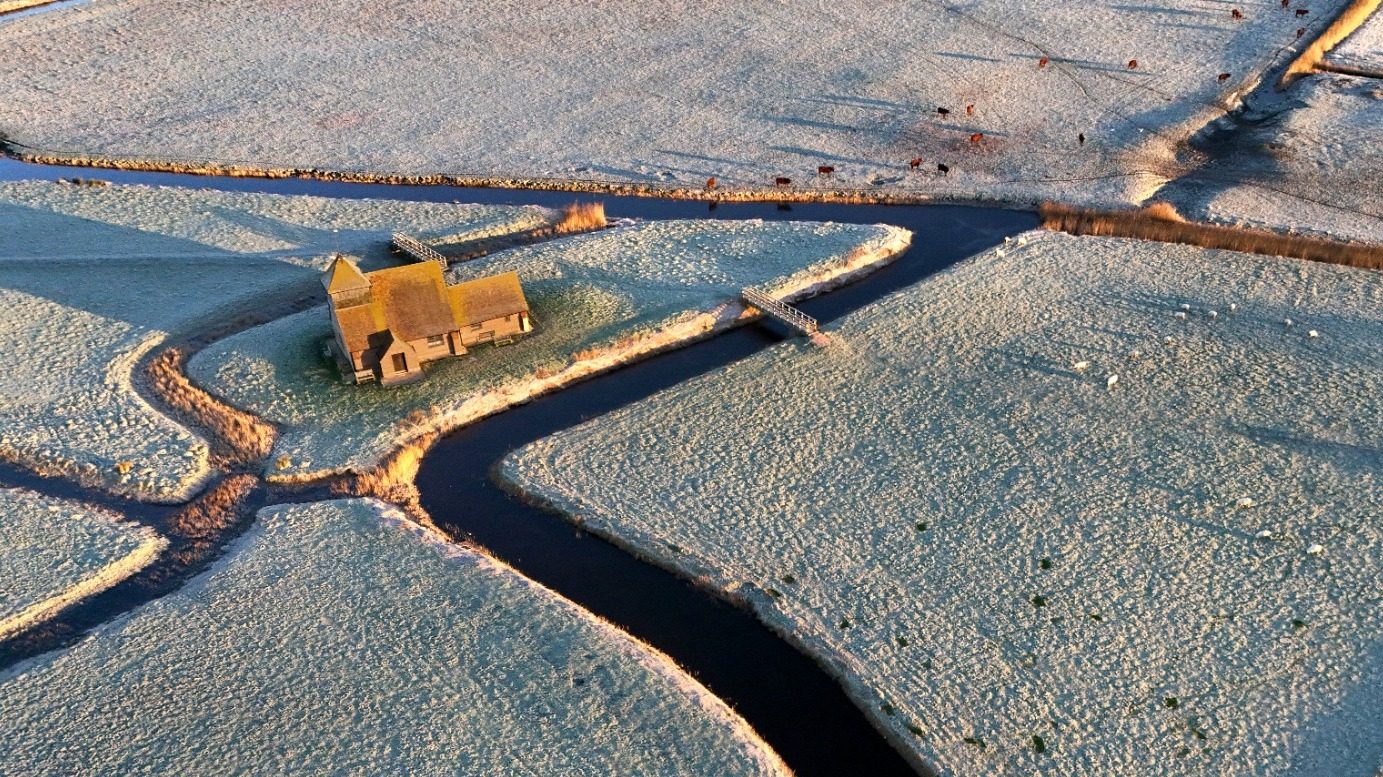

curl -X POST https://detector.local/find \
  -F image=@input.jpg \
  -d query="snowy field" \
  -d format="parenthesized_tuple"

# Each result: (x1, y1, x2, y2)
(189, 219, 909, 482)
(0, 0, 1347, 207)
(1328, 5, 1383, 74)
(0, 498, 787, 776)
(0, 181, 550, 499)
(504, 231, 1383, 776)
(0, 486, 164, 642)
(1159, 72, 1383, 243)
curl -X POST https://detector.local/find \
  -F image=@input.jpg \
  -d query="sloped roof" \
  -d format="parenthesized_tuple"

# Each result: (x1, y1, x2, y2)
(449, 271, 529, 326)
(322, 255, 370, 293)
(368, 262, 457, 342)
(335, 301, 387, 353)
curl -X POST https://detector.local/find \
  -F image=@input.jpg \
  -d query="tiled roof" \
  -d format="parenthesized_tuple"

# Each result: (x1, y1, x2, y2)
(322, 255, 370, 293)
(449, 271, 529, 326)
(367, 262, 457, 343)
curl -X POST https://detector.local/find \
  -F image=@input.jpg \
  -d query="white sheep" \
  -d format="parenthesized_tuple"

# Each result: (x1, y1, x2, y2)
(1229, 303, 1238, 313)
(1208, 310, 1219, 320)
(1128, 349, 1142, 360)
(1236, 497, 1255, 509)
(1106, 373, 1119, 390)
(1254, 529, 1274, 540)
(1073, 360, 1090, 372)
(1308, 330, 1319, 339)
(1306, 543, 1325, 556)
(1175, 311, 1187, 321)
(1284, 318, 1294, 327)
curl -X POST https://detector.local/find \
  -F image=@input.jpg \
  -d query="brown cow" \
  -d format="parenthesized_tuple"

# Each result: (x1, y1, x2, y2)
(1078, 133, 1086, 145)
(1218, 72, 1231, 82)
(1128, 59, 1139, 69)
(706, 177, 717, 190)
(1297, 26, 1306, 37)
(937, 162, 950, 174)
(1038, 56, 1050, 69)
(774, 176, 792, 187)
(1296, 8, 1309, 15)
(909, 157, 923, 169)
(1281, 0, 1289, 7)
(818, 165, 835, 175)
(1231, 8, 1244, 19)
(937, 107, 950, 116)
(966, 104, 975, 116)
(969, 132, 984, 144)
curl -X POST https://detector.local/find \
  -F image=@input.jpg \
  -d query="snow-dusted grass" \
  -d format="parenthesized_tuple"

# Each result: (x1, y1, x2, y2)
(0, 498, 787, 776)
(189, 219, 910, 482)
(0, 181, 550, 500)
(1161, 73, 1383, 243)
(0, 0, 1348, 207)
(503, 231, 1383, 776)
(0, 486, 164, 642)
(1327, 2, 1383, 73)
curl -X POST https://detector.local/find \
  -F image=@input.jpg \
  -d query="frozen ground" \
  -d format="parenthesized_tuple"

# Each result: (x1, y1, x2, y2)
(0, 486, 164, 642)
(504, 231, 1383, 776)
(189, 219, 909, 481)
(0, 181, 550, 499)
(0, 0, 1348, 207)
(1158, 72, 1383, 243)
(0, 498, 787, 775)
(1328, 5, 1383, 73)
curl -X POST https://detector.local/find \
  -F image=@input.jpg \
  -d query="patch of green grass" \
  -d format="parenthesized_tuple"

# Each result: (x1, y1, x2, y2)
(896, 635, 909, 647)
(1031, 594, 1047, 608)
(963, 736, 987, 750)
(1292, 618, 1307, 630)
(1039, 557, 1052, 570)
(838, 617, 852, 630)
(881, 702, 896, 716)
(781, 574, 797, 585)
(914, 521, 928, 532)
(907, 724, 924, 737)
(1164, 696, 1179, 710)
(1032, 734, 1047, 754)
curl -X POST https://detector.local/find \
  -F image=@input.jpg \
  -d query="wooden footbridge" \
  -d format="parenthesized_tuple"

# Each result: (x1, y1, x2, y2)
(741, 288, 818, 336)
(392, 233, 448, 267)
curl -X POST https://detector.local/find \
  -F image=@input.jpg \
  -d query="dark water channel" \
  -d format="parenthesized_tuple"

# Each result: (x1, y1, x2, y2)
(0, 153, 1035, 775)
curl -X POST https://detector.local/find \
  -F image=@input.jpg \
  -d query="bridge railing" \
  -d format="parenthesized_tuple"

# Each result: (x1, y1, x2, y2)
(741, 288, 818, 335)
(391, 233, 447, 267)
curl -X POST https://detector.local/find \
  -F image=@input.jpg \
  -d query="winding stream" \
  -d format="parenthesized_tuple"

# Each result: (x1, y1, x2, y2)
(0, 152, 1035, 775)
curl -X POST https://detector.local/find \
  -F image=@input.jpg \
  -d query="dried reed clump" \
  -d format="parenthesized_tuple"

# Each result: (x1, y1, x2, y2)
(1039, 202, 1383, 270)
(333, 432, 439, 521)
(554, 202, 608, 234)
(147, 347, 277, 467)
(1140, 201, 1187, 222)
(167, 473, 258, 542)
(1279, 0, 1382, 86)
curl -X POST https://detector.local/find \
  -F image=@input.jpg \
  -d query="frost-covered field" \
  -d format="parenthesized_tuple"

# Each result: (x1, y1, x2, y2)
(1329, 5, 1383, 73)
(504, 231, 1383, 776)
(0, 0, 1346, 207)
(0, 498, 787, 776)
(1161, 72, 1383, 243)
(0, 181, 550, 499)
(0, 486, 164, 642)
(189, 219, 909, 481)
